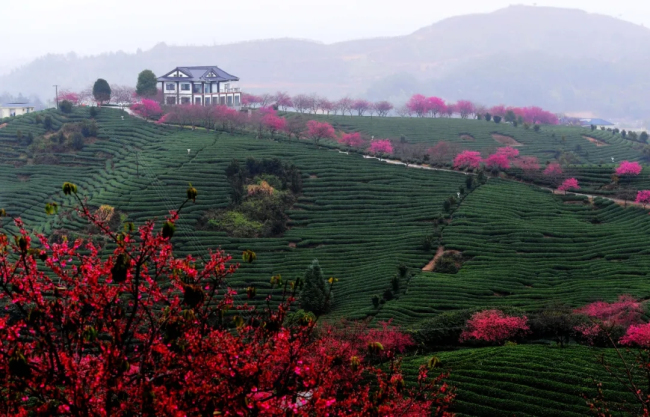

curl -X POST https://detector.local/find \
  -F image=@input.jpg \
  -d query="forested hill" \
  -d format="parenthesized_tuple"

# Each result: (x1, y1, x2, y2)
(2, 6, 650, 119)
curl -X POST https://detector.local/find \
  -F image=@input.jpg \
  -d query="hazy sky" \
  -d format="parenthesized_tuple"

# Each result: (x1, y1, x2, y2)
(3, 0, 649, 70)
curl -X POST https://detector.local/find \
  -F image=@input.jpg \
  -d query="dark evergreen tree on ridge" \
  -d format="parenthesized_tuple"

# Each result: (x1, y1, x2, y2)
(136, 70, 158, 98)
(300, 259, 332, 315)
(92, 78, 111, 106)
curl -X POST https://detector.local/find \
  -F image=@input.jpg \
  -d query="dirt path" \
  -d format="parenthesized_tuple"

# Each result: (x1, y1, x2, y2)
(582, 135, 609, 147)
(422, 246, 445, 271)
(492, 134, 523, 146)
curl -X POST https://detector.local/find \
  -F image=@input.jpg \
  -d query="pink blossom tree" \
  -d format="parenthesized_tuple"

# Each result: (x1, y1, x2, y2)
(306, 120, 336, 142)
(274, 91, 292, 111)
(351, 99, 371, 116)
(374, 101, 394, 117)
(513, 156, 541, 171)
(543, 162, 563, 176)
(262, 113, 287, 137)
(58, 90, 80, 105)
(336, 97, 354, 116)
(459, 310, 529, 344)
(558, 178, 580, 194)
(636, 190, 650, 208)
(428, 141, 460, 165)
(615, 161, 642, 176)
(339, 132, 364, 148)
(484, 153, 510, 170)
(318, 98, 334, 115)
(369, 139, 394, 155)
(496, 147, 520, 159)
(406, 94, 430, 117)
(292, 94, 312, 113)
(444, 103, 456, 118)
(453, 150, 482, 170)
(620, 323, 650, 348)
(131, 99, 163, 120)
(241, 93, 262, 108)
(489, 105, 506, 117)
(574, 295, 644, 343)
(456, 100, 475, 119)
(427, 97, 446, 118)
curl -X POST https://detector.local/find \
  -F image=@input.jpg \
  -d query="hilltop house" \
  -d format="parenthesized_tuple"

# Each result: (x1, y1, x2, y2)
(0, 103, 34, 118)
(157, 66, 241, 107)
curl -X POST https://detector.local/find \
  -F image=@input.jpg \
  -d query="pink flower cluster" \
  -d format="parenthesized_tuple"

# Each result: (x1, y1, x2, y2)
(615, 161, 642, 176)
(459, 310, 529, 344)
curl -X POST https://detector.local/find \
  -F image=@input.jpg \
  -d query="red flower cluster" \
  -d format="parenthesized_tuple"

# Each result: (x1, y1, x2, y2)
(459, 310, 529, 344)
(0, 183, 455, 416)
(615, 161, 642, 176)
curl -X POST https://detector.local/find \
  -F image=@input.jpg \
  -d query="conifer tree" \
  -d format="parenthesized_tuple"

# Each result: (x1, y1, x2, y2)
(300, 259, 332, 315)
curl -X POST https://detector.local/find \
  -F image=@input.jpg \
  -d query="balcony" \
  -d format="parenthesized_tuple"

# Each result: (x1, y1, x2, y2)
(223, 87, 240, 93)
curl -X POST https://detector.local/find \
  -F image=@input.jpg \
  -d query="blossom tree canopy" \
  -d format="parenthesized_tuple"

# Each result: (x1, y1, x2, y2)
(484, 153, 510, 170)
(306, 120, 336, 141)
(406, 94, 430, 117)
(374, 101, 394, 117)
(513, 156, 541, 171)
(339, 132, 364, 148)
(543, 162, 563, 176)
(369, 139, 394, 154)
(459, 310, 529, 344)
(615, 161, 642, 176)
(636, 190, 650, 207)
(427, 97, 446, 117)
(558, 178, 580, 192)
(456, 100, 475, 119)
(131, 99, 163, 120)
(620, 323, 650, 348)
(496, 147, 520, 159)
(0, 183, 456, 416)
(453, 150, 482, 169)
(58, 91, 80, 105)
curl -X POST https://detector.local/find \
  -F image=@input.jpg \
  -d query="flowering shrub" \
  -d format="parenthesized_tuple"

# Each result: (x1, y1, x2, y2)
(558, 178, 580, 193)
(453, 151, 482, 170)
(306, 120, 336, 141)
(496, 147, 520, 159)
(0, 183, 455, 416)
(459, 310, 529, 344)
(615, 161, 642, 176)
(339, 132, 364, 148)
(619, 323, 650, 348)
(369, 139, 394, 155)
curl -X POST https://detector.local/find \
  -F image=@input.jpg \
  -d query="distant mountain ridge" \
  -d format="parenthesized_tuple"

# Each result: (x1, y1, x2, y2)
(2, 5, 650, 120)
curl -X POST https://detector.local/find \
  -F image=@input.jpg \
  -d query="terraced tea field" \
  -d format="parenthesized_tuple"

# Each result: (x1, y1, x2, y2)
(402, 345, 635, 417)
(295, 114, 644, 165)
(0, 108, 466, 317)
(379, 178, 650, 325)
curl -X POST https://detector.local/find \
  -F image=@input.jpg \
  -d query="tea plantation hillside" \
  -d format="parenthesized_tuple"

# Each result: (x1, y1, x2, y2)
(379, 179, 650, 325)
(297, 114, 644, 165)
(402, 345, 634, 417)
(0, 108, 467, 318)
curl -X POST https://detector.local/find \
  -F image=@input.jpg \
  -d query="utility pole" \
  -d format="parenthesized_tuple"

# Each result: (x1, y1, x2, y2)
(53, 85, 59, 109)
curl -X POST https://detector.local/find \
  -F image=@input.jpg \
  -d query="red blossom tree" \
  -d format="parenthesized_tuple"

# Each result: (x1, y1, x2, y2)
(459, 310, 529, 344)
(339, 132, 364, 148)
(369, 139, 394, 155)
(306, 120, 336, 142)
(615, 161, 642, 176)
(574, 295, 643, 343)
(620, 323, 650, 348)
(0, 183, 455, 416)
(131, 99, 163, 120)
(453, 150, 482, 170)
(274, 91, 293, 111)
(317, 98, 334, 115)
(489, 105, 506, 117)
(558, 178, 580, 194)
(58, 91, 80, 105)
(636, 190, 650, 208)
(242, 93, 262, 108)
(444, 103, 456, 118)
(496, 146, 520, 159)
(484, 153, 510, 170)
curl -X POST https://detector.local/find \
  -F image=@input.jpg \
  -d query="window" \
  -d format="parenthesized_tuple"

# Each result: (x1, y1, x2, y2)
(166, 83, 176, 91)
(193, 84, 203, 94)
(204, 84, 211, 93)
(227, 96, 233, 107)
(220, 96, 226, 105)
(223, 83, 230, 91)
(181, 83, 190, 91)
(166, 96, 177, 105)
(181, 97, 190, 104)
(234, 95, 240, 106)
(195, 97, 202, 105)
(205, 97, 211, 105)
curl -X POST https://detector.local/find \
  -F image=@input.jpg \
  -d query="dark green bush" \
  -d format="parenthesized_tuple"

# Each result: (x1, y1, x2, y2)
(59, 100, 73, 114)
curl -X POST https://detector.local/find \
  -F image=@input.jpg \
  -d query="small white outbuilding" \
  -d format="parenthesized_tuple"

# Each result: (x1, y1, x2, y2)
(0, 103, 35, 118)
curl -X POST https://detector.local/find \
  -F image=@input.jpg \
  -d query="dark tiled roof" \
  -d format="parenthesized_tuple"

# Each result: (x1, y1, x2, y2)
(157, 66, 239, 83)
